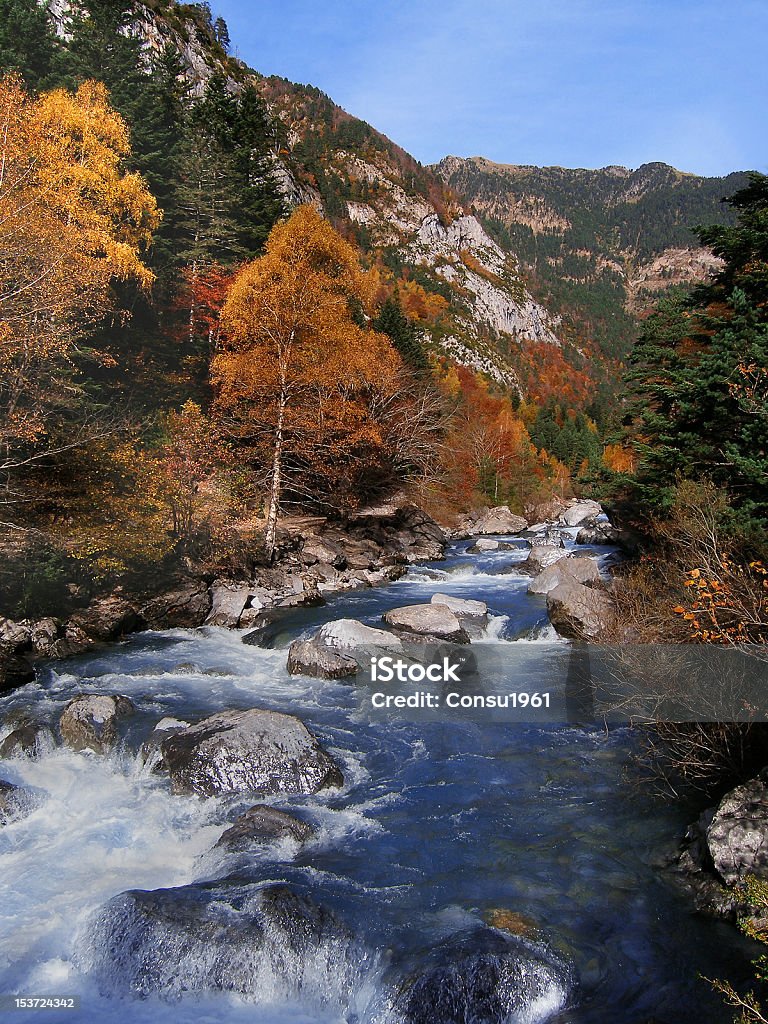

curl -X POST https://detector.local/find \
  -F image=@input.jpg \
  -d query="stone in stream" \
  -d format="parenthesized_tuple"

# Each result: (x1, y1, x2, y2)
(316, 618, 403, 650)
(0, 779, 32, 824)
(0, 719, 55, 759)
(546, 581, 613, 639)
(473, 506, 528, 536)
(429, 594, 488, 620)
(70, 597, 145, 643)
(59, 694, 135, 754)
(159, 708, 344, 797)
(560, 500, 603, 528)
(286, 638, 358, 680)
(397, 927, 573, 1024)
(140, 717, 189, 769)
(468, 538, 500, 553)
(215, 805, 314, 850)
(383, 604, 470, 644)
(79, 881, 363, 1004)
(519, 544, 566, 575)
(527, 556, 601, 595)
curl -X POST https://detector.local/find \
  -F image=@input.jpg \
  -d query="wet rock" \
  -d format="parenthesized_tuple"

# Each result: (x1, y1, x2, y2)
(160, 708, 344, 797)
(286, 638, 358, 679)
(140, 717, 189, 769)
(316, 618, 402, 650)
(473, 506, 528, 536)
(140, 577, 212, 629)
(59, 694, 135, 754)
(215, 805, 314, 850)
(0, 720, 55, 759)
(546, 581, 613, 639)
(383, 604, 470, 644)
(79, 881, 362, 1004)
(706, 772, 768, 885)
(528, 556, 601, 595)
(560, 500, 603, 527)
(398, 927, 572, 1024)
(0, 642, 35, 692)
(468, 538, 500, 552)
(519, 545, 567, 575)
(205, 584, 258, 628)
(430, 594, 488, 619)
(70, 597, 144, 642)
(0, 779, 30, 823)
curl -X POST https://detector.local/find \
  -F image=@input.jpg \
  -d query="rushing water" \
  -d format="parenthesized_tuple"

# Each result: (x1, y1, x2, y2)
(0, 534, 758, 1023)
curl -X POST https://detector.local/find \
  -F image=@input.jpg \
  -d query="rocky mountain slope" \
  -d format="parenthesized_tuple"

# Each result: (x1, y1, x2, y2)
(436, 157, 748, 359)
(38, 1, 748, 388)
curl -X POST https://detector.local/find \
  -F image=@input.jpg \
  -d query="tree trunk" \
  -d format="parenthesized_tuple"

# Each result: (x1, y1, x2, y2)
(264, 388, 287, 562)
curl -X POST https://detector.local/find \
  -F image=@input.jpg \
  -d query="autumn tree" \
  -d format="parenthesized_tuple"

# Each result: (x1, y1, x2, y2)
(213, 206, 402, 558)
(0, 75, 159, 489)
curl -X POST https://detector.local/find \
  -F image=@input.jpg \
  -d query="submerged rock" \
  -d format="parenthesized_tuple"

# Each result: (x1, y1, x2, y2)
(215, 805, 314, 850)
(159, 708, 344, 797)
(79, 881, 362, 1006)
(397, 927, 572, 1024)
(0, 779, 34, 823)
(59, 694, 135, 754)
(383, 604, 470, 644)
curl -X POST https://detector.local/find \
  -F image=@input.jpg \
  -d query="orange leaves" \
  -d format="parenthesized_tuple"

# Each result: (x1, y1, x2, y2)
(673, 561, 767, 644)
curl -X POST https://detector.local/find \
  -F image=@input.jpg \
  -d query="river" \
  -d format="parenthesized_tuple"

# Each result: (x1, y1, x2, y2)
(0, 533, 756, 1022)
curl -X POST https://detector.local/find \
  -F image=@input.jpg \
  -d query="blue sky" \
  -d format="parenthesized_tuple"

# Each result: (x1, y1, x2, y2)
(213, 0, 766, 177)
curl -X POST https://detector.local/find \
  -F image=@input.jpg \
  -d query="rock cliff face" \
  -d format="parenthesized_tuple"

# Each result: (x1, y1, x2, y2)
(436, 156, 747, 357)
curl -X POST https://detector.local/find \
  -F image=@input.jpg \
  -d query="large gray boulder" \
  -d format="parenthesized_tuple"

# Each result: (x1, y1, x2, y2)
(79, 881, 361, 1004)
(215, 805, 314, 850)
(561, 500, 603, 527)
(286, 638, 358, 679)
(430, 594, 488, 619)
(59, 694, 135, 754)
(528, 556, 601, 595)
(546, 582, 613, 639)
(467, 538, 499, 553)
(159, 708, 344, 797)
(520, 544, 567, 575)
(383, 604, 470, 643)
(316, 618, 402, 650)
(205, 584, 259, 628)
(474, 506, 528, 536)
(706, 773, 768, 886)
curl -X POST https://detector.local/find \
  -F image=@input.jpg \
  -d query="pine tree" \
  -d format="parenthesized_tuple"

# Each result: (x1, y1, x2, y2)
(373, 295, 430, 375)
(0, 0, 61, 90)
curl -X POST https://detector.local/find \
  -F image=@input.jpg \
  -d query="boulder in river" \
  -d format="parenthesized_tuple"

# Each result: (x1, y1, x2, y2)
(519, 544, 567, 575)
(140, 577, 212, 629)
(468, 538, 500, 553)
(473, 506, 528, 536)
(546, 581, 613, 639)
(79, 880, 362, 1006)
(560, 500, 603, 528)
(159, 708, 344, 797)
(430, 594, 488, 620)
(70, 597, 144, 643)
(528, 556, 601, 595)
(215, 805, 314, 850)
(397, 927, 573, 1024)
(316, 618, 403, 650)
(140, 717, 189, 769)
(59, 694, 135, 754)
(383, 604, 470, 643)
(287, 638, 358, 679)
(0, 719, 56, 759)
